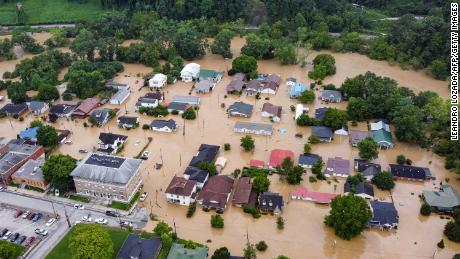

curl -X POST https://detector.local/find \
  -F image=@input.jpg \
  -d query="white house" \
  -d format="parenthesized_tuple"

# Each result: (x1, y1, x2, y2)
(215, 156, 227, 173)
(165, 176, 197, 206)
(180, 63, 200, 83)
(370, 120, 391, 132)
(295, 104, 309, 120)
(110, 89, 130, 105)
(97, 133, 128, 154)
(150, 119, 177, 133)
(135, 97, 159, 110)
(149, 73, 167, 89)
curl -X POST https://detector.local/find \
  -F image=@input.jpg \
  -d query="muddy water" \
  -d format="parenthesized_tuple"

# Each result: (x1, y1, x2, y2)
(0, 36, 459, 258)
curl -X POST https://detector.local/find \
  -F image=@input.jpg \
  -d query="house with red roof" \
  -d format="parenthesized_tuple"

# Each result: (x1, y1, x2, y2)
(72, 98, 101, 118)
(165, 176, 197, 206)
(290, 186, 337, 204)
(269, 149, 294, 169)
(249, 159, 264, 168)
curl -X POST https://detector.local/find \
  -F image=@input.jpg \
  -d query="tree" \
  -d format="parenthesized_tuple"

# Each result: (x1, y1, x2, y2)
(70, 29, 97, 60)
(276, 256, 290, 259)
(322, 108, 348, 130)
(66, 70, 104, 99)
(212, 247, 231, 259)
(303, 144, 312, 154)
(324, 195, 372, 240)
(7, 82, 28, 104)
(42, 154, 77, 191)
(357, 137, 379, 160)
(347, 97, 369, 122)
(274, 43, 296, 65)
(396, 155, 406, 165)
(30, 120, 43, 128)
(312, 54, 336, 76)
(299, 90, 315, 104)
(232, 55, 258, 76)
(371, 171, 395, 190)
(308, 135, 320, 144)
(437, 239, 445, 248)
(392, 104, 424, 143)
(296, 114, 320, 126)
(428, 59, 449, 80)
(45, 28, 70, 48)
(211, 215, 224, 228)
(154, 221, 173, 236)
(241, 33, 273, 60)
(36, 84, 59, 101)
(37, 125, 59, 148)
(255, 241, 268, 251)
(223, 143, 231, 151)
(182, 108, 196, 120)
(199, 161, 218, 176)
(240, 135, 255, 152)
(69, 224, 114, 259)
(243, 242, 257, 259)
(173, 22, 206, 60)
(276, 216, 285, 230)
(420, 203, 433, 216)
(252, 176, 270, 193)
(444, 221, 460, 242)
(210, 29, 235, 58)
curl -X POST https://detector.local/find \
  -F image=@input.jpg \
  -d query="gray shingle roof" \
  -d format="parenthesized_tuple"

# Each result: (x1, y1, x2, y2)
(71, 153, 142, 184)
(227, 102, 253, 117)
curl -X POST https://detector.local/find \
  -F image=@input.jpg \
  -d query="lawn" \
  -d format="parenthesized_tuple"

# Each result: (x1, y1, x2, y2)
(46, 225, 130, 259)
(0, 0, 108, 25)
(68, 194, 90, 203)
(109, 191, 140, 211)
(0, 240, 24, 259)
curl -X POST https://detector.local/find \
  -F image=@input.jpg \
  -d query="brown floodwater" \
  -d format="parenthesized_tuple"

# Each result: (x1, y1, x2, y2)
(0, 35, 459, 258)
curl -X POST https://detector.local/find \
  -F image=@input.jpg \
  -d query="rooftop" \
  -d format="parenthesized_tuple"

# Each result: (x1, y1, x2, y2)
(13, 158, 45, 180)
(166, 176, 196, 197)
(166, 243, 208, 259)
(117, 234, 162, 259)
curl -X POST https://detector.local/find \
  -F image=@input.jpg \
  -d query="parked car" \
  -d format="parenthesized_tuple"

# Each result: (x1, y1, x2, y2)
(95, 218, 108, 225)
(24, 236, 35, 246)
(64, 140, 72, 145)
(105, 211, 119, 217)
(27, 212, 36, 221)
(82, 215, 92, 222)
(9, 233, 19, 242)
(2, 231, 11, 240)
(78, 148, 88, 153)
(45, 218, 56, 227)
(14, 210, 23, 218)
(120, 221, 133, 228)
(0, 228, 8, 237)
(32, 213, 42, 222)
(35, 228, 48, 236)
(15, 235, 26, 245)
(21, 211, 30, 219)
(140, 151, 150, 160)
(74, 204, 85, 210)
(139, 192, 148, 201)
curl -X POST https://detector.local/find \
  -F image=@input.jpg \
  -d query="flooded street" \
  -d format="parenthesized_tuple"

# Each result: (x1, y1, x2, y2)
(0, 35, 459, 258)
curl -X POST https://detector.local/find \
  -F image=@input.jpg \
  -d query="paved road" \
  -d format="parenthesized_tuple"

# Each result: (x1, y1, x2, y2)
(0, 191, 146, 259)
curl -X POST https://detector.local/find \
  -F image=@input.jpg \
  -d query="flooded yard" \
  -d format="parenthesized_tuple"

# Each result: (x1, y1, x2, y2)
(0, 35, 459, 258)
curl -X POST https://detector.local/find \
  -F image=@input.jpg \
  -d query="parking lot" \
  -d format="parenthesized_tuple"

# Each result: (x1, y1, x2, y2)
(0, 205, 60, 248)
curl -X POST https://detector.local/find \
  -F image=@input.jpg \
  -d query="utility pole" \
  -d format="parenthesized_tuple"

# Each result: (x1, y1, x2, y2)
(173, 217, 177, 236)
(182, 119, 185, 136)
(50, 200, 57, 218)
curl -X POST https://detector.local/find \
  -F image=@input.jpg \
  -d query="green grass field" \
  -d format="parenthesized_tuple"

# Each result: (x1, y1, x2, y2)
(0, 0, 107, 25)
(45, 225, 130, 259)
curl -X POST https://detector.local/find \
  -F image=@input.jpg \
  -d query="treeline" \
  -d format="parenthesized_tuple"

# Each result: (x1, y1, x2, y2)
(348, 0, 450, 16)
(341, 72, 456, 172)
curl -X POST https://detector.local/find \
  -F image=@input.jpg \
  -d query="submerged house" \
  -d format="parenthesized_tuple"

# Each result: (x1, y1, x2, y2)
(0, 103, 28, 117)
(227, 102, 253, 117)
(171, 96, 200, 106)
(232, 177, 255, 207)
(72, 98, 100, 118)
(195, 79, 215, 94)
(49, 102, 77, 118)
(372, 129, 394, 149)
(369, 201, 399, 230)
(289, 82, 307, 98)
(311, 126, 333, 142)
(180, 63, 200, 83)
(117, 116, 139, 129)
(290, 186, 337, 204)
(314, 107, 330, 120)
(354, 159, 381, 181)
(196, 175, 234, 213)
(117, 234, 162, 259)
(344, 182, 374, 199)
(258, 192, 284, 214)
(226, 80, 245, 94)
(269, 149, 294, 169)
(110, 89, 130, 105)
(167, 102, 191, 114)
(389, 164, 431, 181)
(246, 80, 262, 96)
(149, 73, 167, 89)
(150, 119, 177, 133)
(349, 130, 372, 147)
(261, 103, 282, 122)
(165, 176, 197, 206)
(198, 69, 223, 82)
(321, 90, 342, 103)
(325, 157, 350, 177)
(422, 184, 460, 213)
(27, 101, 49, 115)
(298, 153, 320, 169)
(234, 122, 273, 136)
(90, 108, 112, 126)
(98, 132, 128, 154)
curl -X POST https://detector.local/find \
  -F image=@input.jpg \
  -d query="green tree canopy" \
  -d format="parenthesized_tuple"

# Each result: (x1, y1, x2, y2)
(37, 125, 59, 148)
(322, 108, 348, 130)
(42, 154, 77, 191)
(70, 29, 97, 61)
(357, 137, 379, 160)
(252, 176, 270, 193)
(299, 90, 315, 104)
(36, 84, 59, 101)
(324, 195, 372, 240)
(274, 43, 296, 65)
(371, 171, 395, 190)
(69, 224, 114, 259)
(232, 55, 258, 76)
(212, 247, 231, 259)
(240, 135, 255, 152)
(210, 29, 235, 59)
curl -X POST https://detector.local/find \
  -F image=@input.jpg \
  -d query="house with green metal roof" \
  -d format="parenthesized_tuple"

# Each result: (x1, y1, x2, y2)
(372, 129, 394, 149)
(198, 69, 223, 83)
(166, 243, 208, 259)
(423, 184, 460, 213)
